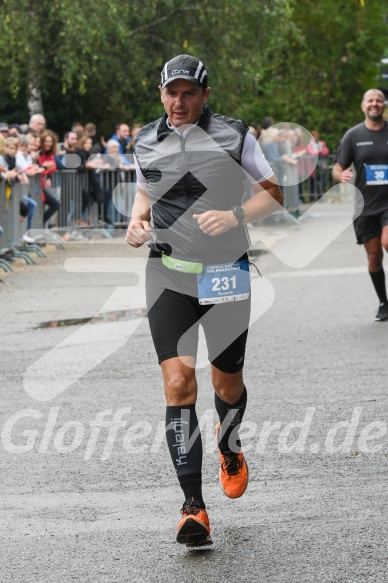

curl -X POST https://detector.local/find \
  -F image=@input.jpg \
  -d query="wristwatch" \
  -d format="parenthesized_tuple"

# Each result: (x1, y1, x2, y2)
(232, 206, 245, 225)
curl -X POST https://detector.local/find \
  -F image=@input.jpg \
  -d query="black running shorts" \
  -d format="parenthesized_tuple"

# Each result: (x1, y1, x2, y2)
(146, 251, 251, 373)
(353, 210, 388, 245)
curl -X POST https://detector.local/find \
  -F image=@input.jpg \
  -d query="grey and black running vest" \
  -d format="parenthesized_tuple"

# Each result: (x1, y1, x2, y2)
(134, 105, 251, 264)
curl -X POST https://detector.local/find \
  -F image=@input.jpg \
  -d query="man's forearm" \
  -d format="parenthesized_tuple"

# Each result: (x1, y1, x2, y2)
(242, 181, 283, 223)
(129, 189, 151, 224)
(332, 163, 344, 183)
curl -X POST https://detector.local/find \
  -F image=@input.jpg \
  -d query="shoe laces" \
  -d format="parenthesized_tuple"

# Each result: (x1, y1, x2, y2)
(221, 452, 242, 476)
(181, 498, 203, 516)
(182, 505, 201, 517)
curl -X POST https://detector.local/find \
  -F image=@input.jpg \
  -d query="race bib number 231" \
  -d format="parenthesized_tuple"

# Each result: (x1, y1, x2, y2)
(197, 260, 251, 305)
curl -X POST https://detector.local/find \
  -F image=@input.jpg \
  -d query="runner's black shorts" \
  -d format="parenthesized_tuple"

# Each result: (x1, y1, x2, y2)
(146, 250, 251, 373)
(354, 210, 388, 244)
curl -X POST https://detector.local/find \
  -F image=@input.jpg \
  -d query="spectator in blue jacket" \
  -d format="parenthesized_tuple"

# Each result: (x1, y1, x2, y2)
(108, 124, 131, 154)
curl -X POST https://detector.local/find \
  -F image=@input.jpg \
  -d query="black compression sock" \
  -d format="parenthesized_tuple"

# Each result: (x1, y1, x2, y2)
(215, 387, 247, 454)
(183, 491, 205, 509)
(165, 405, 204, 507)
(369, 269, 388, 304)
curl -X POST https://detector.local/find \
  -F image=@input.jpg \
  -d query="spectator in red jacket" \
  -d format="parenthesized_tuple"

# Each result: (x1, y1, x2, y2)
(39, 130, 60, 225)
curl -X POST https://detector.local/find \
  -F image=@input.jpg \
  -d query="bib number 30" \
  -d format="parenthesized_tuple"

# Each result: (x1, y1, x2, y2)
(365, 164, 388, 185)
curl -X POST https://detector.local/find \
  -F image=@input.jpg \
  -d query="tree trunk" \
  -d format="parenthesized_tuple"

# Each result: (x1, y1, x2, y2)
(27, 79, 44, 116)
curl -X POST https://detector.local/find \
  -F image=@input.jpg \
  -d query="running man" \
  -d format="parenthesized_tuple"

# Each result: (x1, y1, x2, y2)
(126, 54, 283, 545)
(333, 88, 388, 321)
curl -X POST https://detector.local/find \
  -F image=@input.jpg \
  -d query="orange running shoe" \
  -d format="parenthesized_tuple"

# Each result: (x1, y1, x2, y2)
(215, 422, 249, 498)
(176, 498, 212, 546)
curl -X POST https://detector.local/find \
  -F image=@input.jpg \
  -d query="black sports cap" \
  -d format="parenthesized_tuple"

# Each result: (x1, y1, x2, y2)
(161, 54, 208, 89)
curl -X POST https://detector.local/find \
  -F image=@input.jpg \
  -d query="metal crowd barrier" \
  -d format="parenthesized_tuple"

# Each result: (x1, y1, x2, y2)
(51, 168, 137, 228)
(50, 159, 334, 229)
(269, 155, 336, 211)
(298, 155, 336, 202)
(0, 158, 336, 263)
(100, 167, 137, 225)
(0, 176, 48, 272)
(0, 179, 19, 251)
(0, 168, 137, 256)
(0, 178, 42, 250)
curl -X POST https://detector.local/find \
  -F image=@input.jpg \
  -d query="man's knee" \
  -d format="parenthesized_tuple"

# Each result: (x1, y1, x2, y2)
(368, 256, 383, 271)
(212, 368, 244, 403)
(163, 364, 197, 406)
(366, 248, 383, 270)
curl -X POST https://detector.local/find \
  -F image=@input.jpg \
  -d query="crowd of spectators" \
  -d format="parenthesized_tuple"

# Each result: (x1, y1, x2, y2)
(1, 112, 330, 238)
(0, 116, 141, 234)
(251, 117, 331, 211)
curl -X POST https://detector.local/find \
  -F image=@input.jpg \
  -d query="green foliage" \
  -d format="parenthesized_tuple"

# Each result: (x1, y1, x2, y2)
(269, 0, 388, 149)
(0, 0, 386, 147)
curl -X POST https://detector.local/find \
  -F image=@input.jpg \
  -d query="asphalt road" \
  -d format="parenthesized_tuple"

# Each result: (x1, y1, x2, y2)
(1, 203, 387, 583)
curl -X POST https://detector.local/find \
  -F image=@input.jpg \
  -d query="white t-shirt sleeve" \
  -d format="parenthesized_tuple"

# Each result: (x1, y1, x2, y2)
(241, 131, 274, 184)
(134, 154, 147, 189)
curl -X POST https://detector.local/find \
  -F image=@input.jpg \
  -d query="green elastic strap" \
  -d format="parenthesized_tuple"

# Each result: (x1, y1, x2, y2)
(162, 253, 203, 274)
